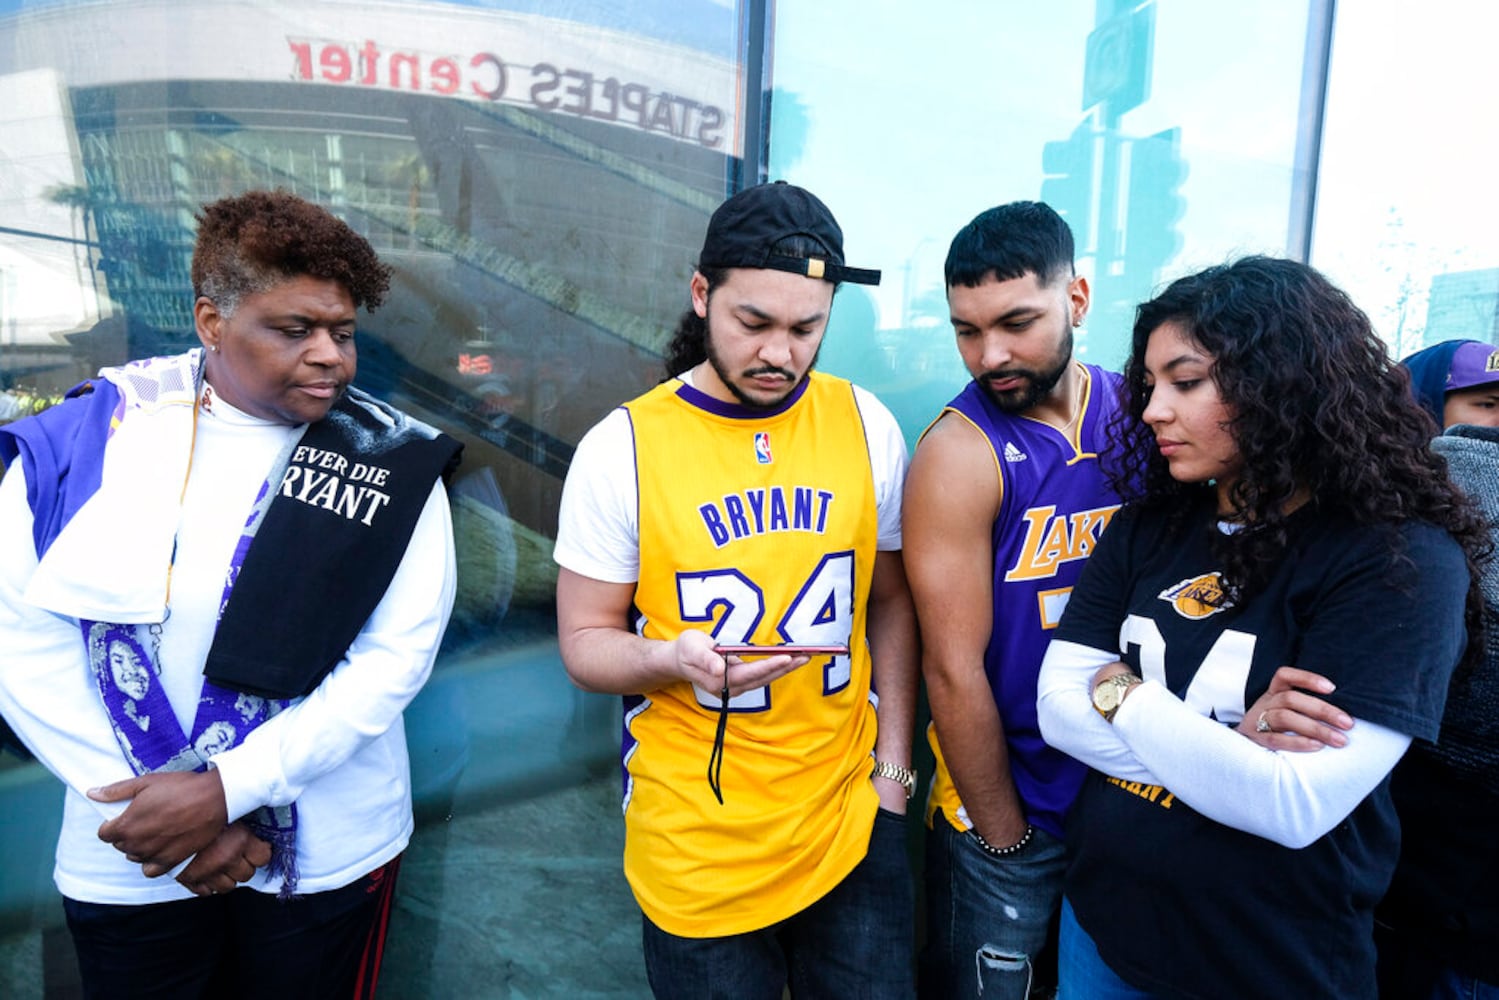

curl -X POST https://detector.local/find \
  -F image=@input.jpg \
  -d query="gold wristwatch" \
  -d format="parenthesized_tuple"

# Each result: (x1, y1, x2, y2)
(872, 760, 917, 799)
(1092, 672, 1143, 723)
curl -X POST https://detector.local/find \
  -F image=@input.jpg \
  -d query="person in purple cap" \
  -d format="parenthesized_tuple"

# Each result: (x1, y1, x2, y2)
(1401, 338, 1499, 430)
(1373, 339, 1499, 998)
(554, 181, 918, 998)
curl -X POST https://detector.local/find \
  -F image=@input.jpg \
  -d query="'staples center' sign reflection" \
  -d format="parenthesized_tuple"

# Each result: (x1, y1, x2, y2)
(288, 38, 726, 149)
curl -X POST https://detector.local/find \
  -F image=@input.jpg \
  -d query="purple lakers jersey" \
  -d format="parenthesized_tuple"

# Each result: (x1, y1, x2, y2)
(926, 363, 1124, 838)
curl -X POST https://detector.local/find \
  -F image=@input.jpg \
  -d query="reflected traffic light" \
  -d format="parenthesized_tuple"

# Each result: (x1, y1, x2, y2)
(1124, 126, 1187, 278)
(1040, 119, 1096, 249)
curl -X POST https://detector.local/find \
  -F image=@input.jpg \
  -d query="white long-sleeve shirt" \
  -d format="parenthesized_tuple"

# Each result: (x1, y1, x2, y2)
(1036, 640, 1410, 849)
(0, 394, 455, 903)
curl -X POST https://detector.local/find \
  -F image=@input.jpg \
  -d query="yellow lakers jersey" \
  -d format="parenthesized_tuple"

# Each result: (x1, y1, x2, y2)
(623, 371, 882, 937)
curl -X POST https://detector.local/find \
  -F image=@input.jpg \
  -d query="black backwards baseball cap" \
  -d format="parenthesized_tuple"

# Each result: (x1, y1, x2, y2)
(697, 181, 881, 286)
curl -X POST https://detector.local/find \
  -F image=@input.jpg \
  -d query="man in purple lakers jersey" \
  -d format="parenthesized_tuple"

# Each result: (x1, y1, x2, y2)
(554, 183, 919, 999)
(904, 202, 1125, 999)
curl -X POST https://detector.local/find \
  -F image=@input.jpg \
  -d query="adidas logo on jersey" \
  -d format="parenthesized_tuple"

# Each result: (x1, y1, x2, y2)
(1159, 573, 1233, 619)
(1003, 442, 1027, 463)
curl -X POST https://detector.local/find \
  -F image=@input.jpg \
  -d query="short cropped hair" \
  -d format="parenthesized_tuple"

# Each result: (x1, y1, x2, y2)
(944, 201, 1075, 290)
(190, 190, 391, 316)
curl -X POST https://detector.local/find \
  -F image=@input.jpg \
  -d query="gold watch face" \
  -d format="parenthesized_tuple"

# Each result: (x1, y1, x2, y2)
(1092, 681, 1121, 714)
(1093, 675, 1129, 715)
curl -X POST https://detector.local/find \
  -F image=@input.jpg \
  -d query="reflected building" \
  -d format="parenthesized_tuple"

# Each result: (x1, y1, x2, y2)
(1426, 268, 1499, 346)
(1, 0, 738, 554)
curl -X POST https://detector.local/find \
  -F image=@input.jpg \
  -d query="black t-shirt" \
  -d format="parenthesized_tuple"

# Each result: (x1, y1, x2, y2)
(1056, 500, 1468, 1000)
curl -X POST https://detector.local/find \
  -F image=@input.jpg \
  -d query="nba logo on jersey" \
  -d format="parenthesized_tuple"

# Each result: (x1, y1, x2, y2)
(754, 432, 773, 464)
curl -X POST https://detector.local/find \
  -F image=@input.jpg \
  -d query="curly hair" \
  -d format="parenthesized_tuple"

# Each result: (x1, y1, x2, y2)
(190, 190, 391, 315)
(661, 234, 836, 381)
(1107, 255, 1488, 669)
(662, 265, 724, 380)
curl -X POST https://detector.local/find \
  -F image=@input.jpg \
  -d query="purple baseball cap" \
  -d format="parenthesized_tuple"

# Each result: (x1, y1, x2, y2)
(1447, 341, 1499, 393)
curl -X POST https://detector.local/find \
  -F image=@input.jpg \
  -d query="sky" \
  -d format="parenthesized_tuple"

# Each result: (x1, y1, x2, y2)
(1310, 0, 1499, 355)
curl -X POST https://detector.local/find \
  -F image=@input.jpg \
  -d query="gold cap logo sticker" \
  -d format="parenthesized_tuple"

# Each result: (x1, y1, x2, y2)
(1158, 573, 1231, 619)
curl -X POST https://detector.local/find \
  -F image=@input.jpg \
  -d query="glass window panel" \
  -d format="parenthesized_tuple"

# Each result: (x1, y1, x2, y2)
(768, 0, 1313, 444)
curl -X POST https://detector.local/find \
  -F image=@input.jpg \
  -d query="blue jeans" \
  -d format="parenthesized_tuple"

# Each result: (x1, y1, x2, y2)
(919, 811, 1066, 1000)
(1425, 970, 1499, 1000)
(1057, 897, 1157, 1000)
(642, 808, 915, 1000)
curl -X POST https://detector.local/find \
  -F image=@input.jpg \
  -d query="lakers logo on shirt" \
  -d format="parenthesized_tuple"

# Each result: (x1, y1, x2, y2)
(1159, 573, 1232, 619)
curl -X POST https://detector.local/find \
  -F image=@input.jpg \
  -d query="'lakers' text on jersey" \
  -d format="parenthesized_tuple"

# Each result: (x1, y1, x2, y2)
(624, 372, 886, 938)
(926, 365, 1124, 839)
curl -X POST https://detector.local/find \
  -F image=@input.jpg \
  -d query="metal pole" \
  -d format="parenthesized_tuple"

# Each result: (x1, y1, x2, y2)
(731, 0, 773, 195)
(1287, 0, 1336, 262)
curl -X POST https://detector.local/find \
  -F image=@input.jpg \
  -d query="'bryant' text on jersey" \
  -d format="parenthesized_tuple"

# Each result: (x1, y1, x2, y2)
(1003, 503, 1121, 582)
(698, 486, 835, 548)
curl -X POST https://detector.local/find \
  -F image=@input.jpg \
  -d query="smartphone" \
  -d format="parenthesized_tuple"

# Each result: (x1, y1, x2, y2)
(713, 643, 849, 657)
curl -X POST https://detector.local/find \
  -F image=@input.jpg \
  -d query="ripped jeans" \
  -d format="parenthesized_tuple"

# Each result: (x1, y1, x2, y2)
(919, 810, 1066, 1000)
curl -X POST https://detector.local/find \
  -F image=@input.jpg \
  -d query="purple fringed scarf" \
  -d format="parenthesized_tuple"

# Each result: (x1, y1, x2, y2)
(82, 463, 302, 898)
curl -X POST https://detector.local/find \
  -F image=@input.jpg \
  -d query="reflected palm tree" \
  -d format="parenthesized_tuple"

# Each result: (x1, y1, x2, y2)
(43, 181, 194, 340)
(42, 182, 96, 299)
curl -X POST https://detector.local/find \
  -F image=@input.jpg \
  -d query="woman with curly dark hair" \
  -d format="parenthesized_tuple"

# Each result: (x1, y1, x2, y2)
(1035, 256, 1485, 999)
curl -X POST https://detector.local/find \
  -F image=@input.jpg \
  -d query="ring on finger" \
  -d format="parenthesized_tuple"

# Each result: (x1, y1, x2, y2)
(1255, 711, 1272, 734)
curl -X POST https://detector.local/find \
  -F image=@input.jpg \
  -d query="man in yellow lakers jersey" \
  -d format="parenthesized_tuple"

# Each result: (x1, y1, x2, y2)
(555, 182, 918, 999)
(904, 203, 1124, 999)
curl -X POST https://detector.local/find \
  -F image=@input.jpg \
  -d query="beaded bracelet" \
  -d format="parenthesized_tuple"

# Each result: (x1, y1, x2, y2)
(970, 824, 1034, 857)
